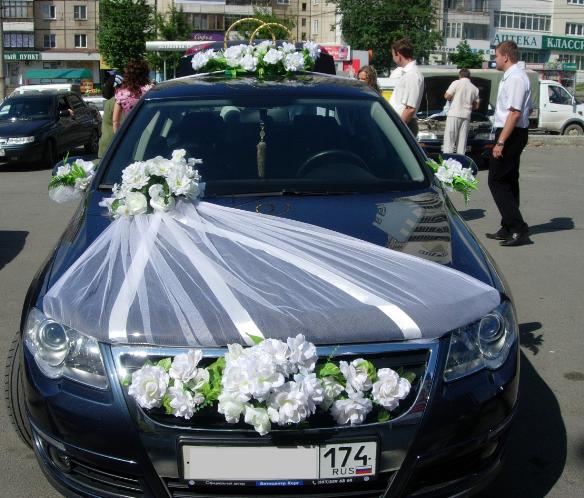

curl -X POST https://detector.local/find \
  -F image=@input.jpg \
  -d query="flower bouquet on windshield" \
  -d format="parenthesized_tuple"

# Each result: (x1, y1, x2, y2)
(48, 156, 97, 203)
(426, 157, 478, 203)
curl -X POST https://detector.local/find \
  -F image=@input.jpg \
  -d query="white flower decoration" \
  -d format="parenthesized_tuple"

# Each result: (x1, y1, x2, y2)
(244, 406, 271, 435)
(303, 41, 320, 60)
(121, 161, 149, 190)
(321, 376, 344, 411)
(224, 44, 247, 67)
(281, 42, 296, 53)
(263, 48, 284, 65)
(217, 392, 248, 424)
(167, 381, 203, 419)
(128, 365, 169, 409)
(284, 52, 305, 72)
(191, 49, 215, 71)
(268, 381, 310, 425)
(330, 391, 373, 426)
(287, 334, 317, 373)
(169, 349, 204, 383)
(240, 54, 258, 72)
(339, 358, 373, 393)
(371, 368, 411, 411)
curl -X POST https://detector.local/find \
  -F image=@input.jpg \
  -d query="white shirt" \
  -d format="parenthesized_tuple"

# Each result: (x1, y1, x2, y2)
(389, 61, 424, 116)
(494, 64, 532, 128)
(446, 78, 479, 120)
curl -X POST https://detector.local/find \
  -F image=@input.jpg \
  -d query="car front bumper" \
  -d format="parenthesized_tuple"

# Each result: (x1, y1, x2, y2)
(0, 142, 45, 163)
(23, 334, 519, 498)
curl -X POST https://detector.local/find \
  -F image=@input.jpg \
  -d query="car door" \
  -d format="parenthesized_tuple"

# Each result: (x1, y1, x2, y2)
(55, 95, 78, 152)
(66, 94, 93, 147)
(540, 84, 574, 130)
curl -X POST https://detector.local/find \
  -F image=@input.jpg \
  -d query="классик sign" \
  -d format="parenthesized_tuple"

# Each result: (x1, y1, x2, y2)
(543, 36, 584, 52)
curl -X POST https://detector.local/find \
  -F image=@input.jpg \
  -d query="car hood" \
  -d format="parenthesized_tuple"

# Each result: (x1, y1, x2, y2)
(419, 76, 491, 119)
(42, 187, 496, 298)
(0, 118, 52, 135)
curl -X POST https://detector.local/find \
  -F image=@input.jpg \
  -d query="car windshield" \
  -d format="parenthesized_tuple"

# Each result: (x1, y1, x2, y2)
(0, 98, 52, 120)
(102, 96, 428, 195)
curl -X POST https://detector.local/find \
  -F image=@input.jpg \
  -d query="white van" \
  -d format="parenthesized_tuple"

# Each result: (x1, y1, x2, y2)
(10, 83, 81, 96)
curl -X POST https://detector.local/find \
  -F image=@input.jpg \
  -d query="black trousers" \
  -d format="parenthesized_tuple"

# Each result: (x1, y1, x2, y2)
(488, 127, 529, 233)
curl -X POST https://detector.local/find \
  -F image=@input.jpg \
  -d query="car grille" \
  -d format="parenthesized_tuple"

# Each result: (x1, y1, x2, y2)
(164, 471, 395, 497)
(115, 345, 431, 431)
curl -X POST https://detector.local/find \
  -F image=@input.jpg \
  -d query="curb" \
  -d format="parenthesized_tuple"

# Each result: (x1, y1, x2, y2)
(527, 135, 584, 146)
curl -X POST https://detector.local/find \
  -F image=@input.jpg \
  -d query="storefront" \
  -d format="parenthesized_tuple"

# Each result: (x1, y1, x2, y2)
(543, 35, 584, 71)
(491, 31, 545, 63)
(3, 51, 41, 88)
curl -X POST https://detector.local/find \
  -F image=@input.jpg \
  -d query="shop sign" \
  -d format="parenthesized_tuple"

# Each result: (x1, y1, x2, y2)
(492, 31, 542, 50)
(191, 32, 224, 42)
(562, 62, 577, 71)
(80, 79, 94, 93)
(543, 36, 584, 52)
(4, 51, 40, 61)
(319, 44, 351, 62)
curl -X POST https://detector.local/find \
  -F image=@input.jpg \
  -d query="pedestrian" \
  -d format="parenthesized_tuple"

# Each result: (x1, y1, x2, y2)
(98, 70, 123, 158)
(112, 58, 153, 133)
(486, 41, 532, 247)
(389, 38, 424, 136)
(357, 65, 381, 94)
(443, 68, 480, 154)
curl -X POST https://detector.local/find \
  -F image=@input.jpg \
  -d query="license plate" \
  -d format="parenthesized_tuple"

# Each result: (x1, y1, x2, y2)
(0, 148, 5, 156)
(182, 441, 377, 481)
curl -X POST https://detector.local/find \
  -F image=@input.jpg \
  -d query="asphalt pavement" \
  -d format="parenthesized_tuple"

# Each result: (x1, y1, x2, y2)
(0, 145, 582, 497)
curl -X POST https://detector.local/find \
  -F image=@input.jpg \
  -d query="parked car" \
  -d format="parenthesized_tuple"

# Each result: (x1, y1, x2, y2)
(82, 95, 106, 118)
(0, 90, 100, 168)
(7, 72, 518, 498)
(10, 83, 82, 96)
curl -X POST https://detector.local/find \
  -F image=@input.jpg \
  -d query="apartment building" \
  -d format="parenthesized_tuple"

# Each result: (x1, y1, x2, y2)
(440, 0, 491, 60)
(2, 1, 100, 91)
(272, 0, 340, 44)
(550, 0, 584, 69)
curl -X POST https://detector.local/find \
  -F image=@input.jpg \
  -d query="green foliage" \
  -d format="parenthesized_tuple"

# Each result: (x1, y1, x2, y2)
(199, 357, 226, 406)
(449, 40, 484, 69)
(146, 6, 192, 79)
(157, 357, 172, 372)
(377, 408, 391, 423)
(99, 0, 153, 70)
(247, 334, 265, 345)
(232, 7, 296, 43)
(333, 0, 442, 71)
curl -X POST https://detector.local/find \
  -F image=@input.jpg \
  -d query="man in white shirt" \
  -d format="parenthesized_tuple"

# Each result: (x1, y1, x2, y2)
(486, 41, 532, 247)
(389, 38, 424, 136)
(443, 68, 480, 154)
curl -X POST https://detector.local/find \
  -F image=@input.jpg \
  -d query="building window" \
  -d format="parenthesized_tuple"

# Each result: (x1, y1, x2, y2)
(43, 34, 57, 48)
(518, 50, 541, 63)
(494, 11, 551, 32)
(276, 0, 290, 4)
(74, 5, 87, 20)
(42, 4, 56, 19)
(3, 32, 34, 48)
(313, 0, 320, 4)
(302, 3, 307, 11)
(463, 23, 489, 40)
(185, 13, 225, 31)
(301, 32, 307, 41)
(443, 21, 462, 38)
(2, 1, 34, 18)
(301, 18, 306, 27)
(74, 34, 87, 48)
(567, 0, 584, 4)
(313, 19, 319, 34)
(566, 23, 584, 36)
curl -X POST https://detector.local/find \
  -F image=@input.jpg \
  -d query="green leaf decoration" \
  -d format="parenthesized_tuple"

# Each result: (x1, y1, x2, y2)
(247, 334, 264, 345)
(377, 408, 391, 423)
(402, 371, 417, 384)
(358, 359, 377, 381)
(157, 357, 172, 372)
(162, 394, 173, 415)
(317, 362, 343, 382)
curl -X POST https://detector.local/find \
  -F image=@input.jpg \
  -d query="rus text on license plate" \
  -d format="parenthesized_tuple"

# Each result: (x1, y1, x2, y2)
(182, 441, 377, 482)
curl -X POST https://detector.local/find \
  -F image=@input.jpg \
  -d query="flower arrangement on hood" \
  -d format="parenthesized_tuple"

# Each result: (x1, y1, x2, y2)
(191, 41, 321, 77)
(99, 149, 203, 219)
(48, 156, 97, 203)
(426, 157, 478, 203)
(127, 334, 415, 435)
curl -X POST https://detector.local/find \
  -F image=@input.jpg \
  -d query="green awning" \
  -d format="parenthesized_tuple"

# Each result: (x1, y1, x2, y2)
(23, 68, 93, 81)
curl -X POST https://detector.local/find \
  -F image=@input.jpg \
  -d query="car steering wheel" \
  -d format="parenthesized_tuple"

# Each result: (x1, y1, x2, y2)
(297, 149, 370, 177)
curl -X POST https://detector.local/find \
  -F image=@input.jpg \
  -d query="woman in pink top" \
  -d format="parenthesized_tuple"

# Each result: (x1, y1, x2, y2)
(113, 58, 153, 132)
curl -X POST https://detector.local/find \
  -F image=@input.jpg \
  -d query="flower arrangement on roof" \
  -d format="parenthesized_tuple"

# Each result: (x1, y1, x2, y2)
(126, 334, 415, 435)
(98, 149, 203, 219)
(191, 41, 321, 77)
(426, 157, 479, 203)
(48, 156, 97, 203)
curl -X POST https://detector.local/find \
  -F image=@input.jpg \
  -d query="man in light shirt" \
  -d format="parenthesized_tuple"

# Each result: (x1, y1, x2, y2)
(486, 41, 532, 247)
(389, 38, 424, 136)
(443, 68, 480, 154)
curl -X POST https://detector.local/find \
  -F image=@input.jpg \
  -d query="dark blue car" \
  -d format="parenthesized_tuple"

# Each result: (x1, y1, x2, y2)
(7, 73, 518, 497)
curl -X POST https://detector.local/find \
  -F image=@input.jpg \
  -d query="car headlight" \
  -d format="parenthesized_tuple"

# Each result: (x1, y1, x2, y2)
(474, 132, 495, 141)
(7, 136, 35, 144)
(23, 308, 108, 389)
(417, 131, 438, 140)
(444, 300, 517, 382)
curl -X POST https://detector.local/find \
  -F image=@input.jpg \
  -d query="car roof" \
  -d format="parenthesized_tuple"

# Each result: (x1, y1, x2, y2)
(6, 90, 73, 99)
(144, 72, 380, 101)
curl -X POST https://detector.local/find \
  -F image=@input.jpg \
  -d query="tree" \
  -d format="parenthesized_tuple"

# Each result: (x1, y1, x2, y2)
(232, 8, 296, 43)
(449, 40, 484, 69)
(99, 0, 153, 70)
(333, 0, 442, 71)
(146, 6, 192, 79)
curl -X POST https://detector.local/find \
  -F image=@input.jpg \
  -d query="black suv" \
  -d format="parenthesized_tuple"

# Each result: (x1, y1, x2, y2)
(0, 90, 101, 168)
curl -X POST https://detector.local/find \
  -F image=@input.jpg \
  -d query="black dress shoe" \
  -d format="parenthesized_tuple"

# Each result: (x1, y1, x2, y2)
(499, 232, 532, 247)
(486, 228, 509, 240)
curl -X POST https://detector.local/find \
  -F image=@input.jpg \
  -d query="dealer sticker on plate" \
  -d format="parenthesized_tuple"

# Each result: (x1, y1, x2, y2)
(182, 441, 377, 484)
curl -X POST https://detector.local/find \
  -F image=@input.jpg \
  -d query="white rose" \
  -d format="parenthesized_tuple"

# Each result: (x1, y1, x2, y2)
(74, 175, 92, 191)
(191, 49, 215, 71)
(224, 44, 247, 67)
(125, 191, 148, 215)
(263, 48, 284, 65)
(287, 334, 317, 373)
(244, 406, 271, 435)
(218, 392, 247, 424)
(339, 358, 373, 393)
(372, 369, 411, 411)
(320, 376, 344, 411)
(281, 42, 296, 53)
(167, 381, 203, 419)
(121, 161, 149, 190)
(56, 164, 71, 177)
(258, 338, 294, 375)
(294, 371, 324, 414)
(240, 54, 258, 72)
(246, 350, 285, 402)
(171, 149, 187, 162)
(268, 382, 310, 425)
(284, 52, 305, 72)
(303, 41, 320, 60)
(75, 159, 96, 175)
(330, 391, 372, 426)
(169, 349, 204, 382)
(128, 365, 169, 409)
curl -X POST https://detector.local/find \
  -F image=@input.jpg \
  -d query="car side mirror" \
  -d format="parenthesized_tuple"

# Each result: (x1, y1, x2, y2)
(441, 153, 478, 176)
